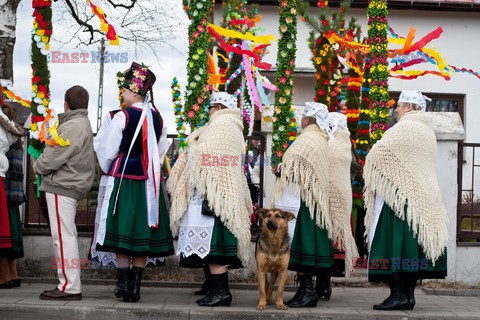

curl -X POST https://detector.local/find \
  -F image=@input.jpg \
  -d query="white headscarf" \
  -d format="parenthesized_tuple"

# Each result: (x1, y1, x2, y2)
(328, 112, 348, 134)
(304, 102, 333, 138)
(209, 92, 238, 109)
(398, 91, 431, 111)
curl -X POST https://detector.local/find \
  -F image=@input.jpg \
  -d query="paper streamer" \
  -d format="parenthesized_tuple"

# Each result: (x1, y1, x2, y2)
(324, 31, 370, 53)
(208, 26, 272, 70)
(1, 88, 31, 108)
(208, 23, 275, 45)
(242, 42, 263, 111)
(86, 0, 119, 45)
(255, 69, 270, 106)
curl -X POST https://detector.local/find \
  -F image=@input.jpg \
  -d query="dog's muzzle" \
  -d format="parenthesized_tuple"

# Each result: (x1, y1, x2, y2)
(266, 220, 277, 230)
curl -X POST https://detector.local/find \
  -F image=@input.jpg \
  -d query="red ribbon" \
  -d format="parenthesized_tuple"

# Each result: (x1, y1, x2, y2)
(229, 18, 255, 28)
(390, 58, 427, 71)
(403, 27, 443, 55)
(390, 70, 451, 80)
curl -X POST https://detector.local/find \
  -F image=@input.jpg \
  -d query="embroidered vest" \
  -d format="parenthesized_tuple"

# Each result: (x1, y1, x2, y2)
(107, 107, 162, 180)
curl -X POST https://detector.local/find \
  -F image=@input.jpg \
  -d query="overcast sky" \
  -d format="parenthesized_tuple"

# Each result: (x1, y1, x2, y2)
(12, 0, 189, 133)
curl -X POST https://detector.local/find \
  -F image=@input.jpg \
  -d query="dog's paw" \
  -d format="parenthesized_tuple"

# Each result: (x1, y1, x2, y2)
(257, 304, 266, 311)
(276, 303, 287, 310)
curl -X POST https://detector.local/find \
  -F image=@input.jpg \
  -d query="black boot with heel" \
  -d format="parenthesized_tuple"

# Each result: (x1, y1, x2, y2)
(114, 268, 130, 302)
(315, 272, 332, 300)
(197, 272, 232, 307)
(288, 274, 318, 308)
(194, 266, 211, 295)
(129, 267, 144, 303)
(404, 277, 417, 310)
(373, 278, 408, 310)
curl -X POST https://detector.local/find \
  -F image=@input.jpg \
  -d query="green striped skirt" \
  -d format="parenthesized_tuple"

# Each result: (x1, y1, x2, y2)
(289, 201, 333, 273)
(96, 178, 174, 258)
(0, 204, 23, 259)
(180, 216, 242, 269)
(368, 203, 447, 282)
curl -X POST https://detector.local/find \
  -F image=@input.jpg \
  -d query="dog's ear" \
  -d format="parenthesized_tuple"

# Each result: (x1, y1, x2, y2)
(284, 211, 296, 221)
(256, 208, 268, 219)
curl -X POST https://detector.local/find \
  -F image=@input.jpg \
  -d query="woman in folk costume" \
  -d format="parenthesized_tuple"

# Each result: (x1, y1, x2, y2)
(364, 91, 447, 311)
(0, 103, 24, 289)
(168, 92, 252, 307)
(93, 62, 174, 302)
(272, 102, 333, 308)
(322, 112, 359, 296)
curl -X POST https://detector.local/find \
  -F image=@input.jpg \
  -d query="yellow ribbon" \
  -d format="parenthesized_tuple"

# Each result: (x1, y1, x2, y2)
(208, 24, 276, 44)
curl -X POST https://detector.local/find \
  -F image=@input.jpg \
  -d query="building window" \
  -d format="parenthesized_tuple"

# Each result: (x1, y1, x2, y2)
(389, 92, 464, 123)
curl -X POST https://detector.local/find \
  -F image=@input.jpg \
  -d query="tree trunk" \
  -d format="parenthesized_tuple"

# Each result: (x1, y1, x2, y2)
(0, 0, 21, 86)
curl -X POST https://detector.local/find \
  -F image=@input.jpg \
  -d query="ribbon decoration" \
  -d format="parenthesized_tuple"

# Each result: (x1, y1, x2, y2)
(207, 53, 221, 88)
(229, 17, 258, 28)
(242, 42, 263, 111)
(388, 26, 451, 80)
(208, 23, 275, 45)
(208, 26, 272, 70)
(37, 110, 71, 147)
(225, 65, 243, 90)
(324, 31, 370, 53)
(389, 26, 480, 79)
(86, 0, 119, 45)
(0, 87, 70, 147)
(1, 87, 31, 108)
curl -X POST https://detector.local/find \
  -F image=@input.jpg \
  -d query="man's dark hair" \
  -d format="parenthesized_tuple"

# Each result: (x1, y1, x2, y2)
(64, 85, 89, 110)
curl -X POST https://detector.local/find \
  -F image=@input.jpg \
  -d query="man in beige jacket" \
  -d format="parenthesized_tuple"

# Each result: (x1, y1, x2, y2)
(33, 85, 95, 300)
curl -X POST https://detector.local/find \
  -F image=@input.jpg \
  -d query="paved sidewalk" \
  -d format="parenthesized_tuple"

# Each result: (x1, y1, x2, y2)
(1, 283, 480, 320)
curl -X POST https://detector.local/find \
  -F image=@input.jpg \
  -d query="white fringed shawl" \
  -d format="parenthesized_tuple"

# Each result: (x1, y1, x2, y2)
(167, 109, 252, 266)
(328, 130, 359, 276)
(363, 111, 448, 263)
(272, 125, 331, 236)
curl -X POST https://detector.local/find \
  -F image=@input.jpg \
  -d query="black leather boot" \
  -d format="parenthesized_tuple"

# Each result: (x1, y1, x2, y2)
(288, 274, 318, 308)
(373, 280, 408, 310)
(194, 266, 211, 295)
(129, 267, 144, 303)
(114, 268, 130, 302)
(315, 272, 332, 300)
(197, 272, 232, 307)
(285, 274, 302, 306)
(404, 277, 417, 310)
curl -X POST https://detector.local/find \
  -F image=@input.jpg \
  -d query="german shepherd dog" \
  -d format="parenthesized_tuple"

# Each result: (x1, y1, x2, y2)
(255, 208, 295, 310)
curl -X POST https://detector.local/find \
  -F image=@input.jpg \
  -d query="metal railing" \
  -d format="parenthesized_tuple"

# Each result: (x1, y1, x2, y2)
(457, 142, 480, 243)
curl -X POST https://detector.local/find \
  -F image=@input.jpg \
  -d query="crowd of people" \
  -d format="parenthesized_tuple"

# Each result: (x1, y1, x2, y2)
(0, 62, 448, 311)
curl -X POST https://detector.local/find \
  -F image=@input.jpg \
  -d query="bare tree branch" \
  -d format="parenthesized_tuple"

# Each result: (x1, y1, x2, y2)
(106, 0, 137, 9)
(53, 0, 187, 58)
(63, 0, 103, 44)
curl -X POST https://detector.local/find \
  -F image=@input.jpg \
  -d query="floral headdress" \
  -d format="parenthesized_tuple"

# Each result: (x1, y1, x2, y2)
(122, 62, 156, 96)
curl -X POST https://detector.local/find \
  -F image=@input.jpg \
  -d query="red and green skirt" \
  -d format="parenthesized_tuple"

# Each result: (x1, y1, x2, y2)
(0, 203, 24, 259)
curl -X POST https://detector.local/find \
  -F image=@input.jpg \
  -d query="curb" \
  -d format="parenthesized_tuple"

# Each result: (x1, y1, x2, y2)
(422, 287, 480, 296)
(0, 303, 473, 320)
